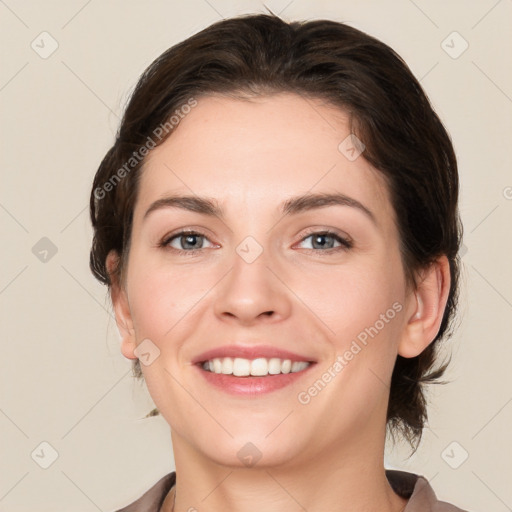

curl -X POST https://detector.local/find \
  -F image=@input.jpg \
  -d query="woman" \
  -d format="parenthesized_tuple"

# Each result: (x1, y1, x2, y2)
(90, 13, 467, 512)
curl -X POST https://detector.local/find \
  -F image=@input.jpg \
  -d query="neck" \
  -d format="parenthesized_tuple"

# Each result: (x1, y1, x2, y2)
(167, 427, 407, 512)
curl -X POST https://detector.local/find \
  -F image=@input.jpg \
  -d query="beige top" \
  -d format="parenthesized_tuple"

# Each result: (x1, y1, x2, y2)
(114, 470, 469, 511)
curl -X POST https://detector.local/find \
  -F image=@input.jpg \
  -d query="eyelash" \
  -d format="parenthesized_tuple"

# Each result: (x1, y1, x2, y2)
(159, 229, 353, 255)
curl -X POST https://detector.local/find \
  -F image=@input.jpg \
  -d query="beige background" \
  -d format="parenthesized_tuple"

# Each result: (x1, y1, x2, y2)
(1, 1, 511, 510)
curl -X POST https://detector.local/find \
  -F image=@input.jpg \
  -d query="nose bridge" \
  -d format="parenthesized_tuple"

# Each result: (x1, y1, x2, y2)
(213, 235, 292, 323)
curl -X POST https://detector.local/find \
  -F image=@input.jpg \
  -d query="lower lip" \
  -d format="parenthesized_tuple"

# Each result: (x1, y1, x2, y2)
(195, 363, 316, 396)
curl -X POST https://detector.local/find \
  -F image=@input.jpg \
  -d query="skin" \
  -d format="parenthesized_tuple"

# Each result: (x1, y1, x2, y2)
(108, 92, 450, 512)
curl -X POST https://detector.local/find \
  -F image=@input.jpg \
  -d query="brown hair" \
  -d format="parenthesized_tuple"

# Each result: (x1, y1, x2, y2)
(90, 13, 462, 447)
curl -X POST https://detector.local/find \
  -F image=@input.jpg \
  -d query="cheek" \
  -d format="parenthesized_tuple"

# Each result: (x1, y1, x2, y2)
(293, 255, 405, 342)
(331, 260, 406, 382)
(299, 264, 405, 431)
(126, 251, 218, 339)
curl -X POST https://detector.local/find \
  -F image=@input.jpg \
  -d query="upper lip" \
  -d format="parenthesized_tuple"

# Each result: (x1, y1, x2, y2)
(192, 344, 317, 365)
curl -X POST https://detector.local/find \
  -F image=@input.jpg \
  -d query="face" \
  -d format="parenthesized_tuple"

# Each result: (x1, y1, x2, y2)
(114, 92, 416, 468)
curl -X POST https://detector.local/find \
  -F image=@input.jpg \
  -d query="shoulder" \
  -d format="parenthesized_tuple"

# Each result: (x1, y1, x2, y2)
(112, 471, 176, 512)
(386, 470, 471, 511)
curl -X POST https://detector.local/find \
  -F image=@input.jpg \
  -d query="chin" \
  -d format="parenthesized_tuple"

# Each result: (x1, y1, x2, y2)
(200, 433, 302, 470)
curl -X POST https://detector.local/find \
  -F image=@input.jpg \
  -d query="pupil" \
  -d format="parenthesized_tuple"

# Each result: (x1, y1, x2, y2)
(184, 234, 200, 249)
(314, 234, 333, 249)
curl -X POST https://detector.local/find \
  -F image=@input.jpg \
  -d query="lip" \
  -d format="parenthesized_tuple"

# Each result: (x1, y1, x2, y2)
(194, 361, 317, 396)
(191, 344, 317, 365)
(191, 344, 317, 397)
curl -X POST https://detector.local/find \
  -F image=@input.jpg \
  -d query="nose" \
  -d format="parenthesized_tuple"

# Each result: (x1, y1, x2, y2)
(212, 245, 293, 326)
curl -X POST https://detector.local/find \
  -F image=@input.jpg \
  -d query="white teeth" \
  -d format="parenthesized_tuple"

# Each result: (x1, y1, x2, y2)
(201, 357, 310, 376)
(221, 357, 233, 374)
(291, 361, 306, 372)
(250, 358, 268, 376)
(211, 359, 219, 373)
(268, 358, 282, 375)
(233, 358, 251, 376)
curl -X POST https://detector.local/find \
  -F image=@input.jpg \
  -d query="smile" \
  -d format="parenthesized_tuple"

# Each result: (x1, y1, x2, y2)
(201, 357, 311, 377)
(196, 357, 316, 396)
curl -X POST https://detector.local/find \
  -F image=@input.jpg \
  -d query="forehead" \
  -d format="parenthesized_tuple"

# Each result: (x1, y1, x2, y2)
(135, 93, 394, 223)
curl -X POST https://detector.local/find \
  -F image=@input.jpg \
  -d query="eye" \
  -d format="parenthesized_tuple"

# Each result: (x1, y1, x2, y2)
(159, 229, 351, 254)
(296, 230, 352, 252)
(160, 230, 215, 252)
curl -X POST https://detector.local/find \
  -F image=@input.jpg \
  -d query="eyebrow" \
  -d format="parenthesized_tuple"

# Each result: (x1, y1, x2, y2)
(143, 192, 376, 224)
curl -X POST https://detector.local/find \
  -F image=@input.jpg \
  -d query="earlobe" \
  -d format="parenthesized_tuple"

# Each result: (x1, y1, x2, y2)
(398, 256, 451, 358)
(106, 250, 138, 360)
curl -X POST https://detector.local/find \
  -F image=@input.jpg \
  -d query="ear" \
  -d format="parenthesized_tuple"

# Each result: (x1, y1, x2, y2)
(398, 256, 451, 358)
(106, 250, 137, 360)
